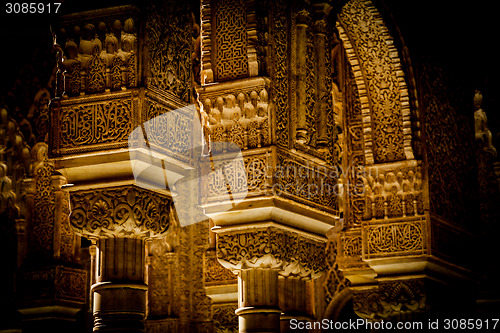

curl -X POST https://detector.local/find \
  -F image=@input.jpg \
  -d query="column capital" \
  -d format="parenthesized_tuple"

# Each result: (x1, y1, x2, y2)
(69, 185, 173, 239)
(216, 226, 326, 279)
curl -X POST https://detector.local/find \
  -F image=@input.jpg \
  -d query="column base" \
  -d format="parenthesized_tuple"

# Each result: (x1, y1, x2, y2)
(236, 307, 281, 333)
(92, 282, 147, 332)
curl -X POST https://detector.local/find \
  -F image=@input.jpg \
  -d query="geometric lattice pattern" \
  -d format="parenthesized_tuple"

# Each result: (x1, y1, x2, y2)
(214, 0, 248, 80)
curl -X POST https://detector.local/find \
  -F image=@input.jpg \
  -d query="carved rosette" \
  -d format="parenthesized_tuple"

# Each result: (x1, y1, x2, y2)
(69, 186, 172, 239)
(216, 227, 326, 279)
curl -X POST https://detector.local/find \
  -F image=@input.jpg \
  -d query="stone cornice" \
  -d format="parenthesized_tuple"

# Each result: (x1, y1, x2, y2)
(206, 196, 337, 238)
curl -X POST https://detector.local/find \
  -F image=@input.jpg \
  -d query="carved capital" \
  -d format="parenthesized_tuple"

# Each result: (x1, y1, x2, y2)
(351, 279, 426, 320)
(69, 185, 172, 239)
(216, 226, 326, 278)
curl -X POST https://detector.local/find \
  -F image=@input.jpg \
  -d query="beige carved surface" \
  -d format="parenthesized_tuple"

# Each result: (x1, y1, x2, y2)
(200, 87, 271, 150)
(276, 150, 339, 215)
(213, 303, 238, 333)
(217, 227, 326, 278)
(213, 0, 249, 81)
(363, 163, 424, 220)
(70, 186, 172, 238)
(53, 91, 138, 155)
(338, 229, 366, 270)
(323, 239, 350, 306)
(205, 249, 237, 286)
(364, 218, 426, 259)
(55, 9, 139, 97)
(146, 2, 192, 102)
(271, 0, 289, 148)
(338, 0, 413, 163)
(142, 96, 195, 164)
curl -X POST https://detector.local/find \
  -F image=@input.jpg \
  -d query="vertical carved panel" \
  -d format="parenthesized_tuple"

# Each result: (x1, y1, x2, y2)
(147, 2, 192, 102)
(419, 62, 476, 228)
(31, 149, 56, 255)
(213, 0, 249, 81)
(338, 0, 412, 163)
(344, 59, 365, 227)
(148, 239, 179, 318)
(271, 0, 289, 148)
(87, 55, 106, 94)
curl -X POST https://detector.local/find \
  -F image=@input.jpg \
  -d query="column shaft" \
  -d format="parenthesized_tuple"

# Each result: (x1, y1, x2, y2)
(92, 237, 146, 332)
(236, 268, 281, 333)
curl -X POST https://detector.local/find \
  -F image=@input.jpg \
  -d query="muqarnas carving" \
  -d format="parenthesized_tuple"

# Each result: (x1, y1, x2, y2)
(201, 89, 270, 150)
(56, 17, 138, 97)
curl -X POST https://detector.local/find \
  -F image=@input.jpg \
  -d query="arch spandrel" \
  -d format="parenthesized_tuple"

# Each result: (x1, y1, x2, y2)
(337, 0, 414, 165)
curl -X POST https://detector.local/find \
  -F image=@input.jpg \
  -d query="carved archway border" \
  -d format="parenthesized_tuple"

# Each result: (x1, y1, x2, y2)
(337, 0, 414, 165)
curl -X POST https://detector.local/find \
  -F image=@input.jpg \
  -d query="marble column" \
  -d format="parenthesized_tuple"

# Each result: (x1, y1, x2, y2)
(68, 185, 173, 333)
(92, 237, 147, 332)
(236, 268, 281, 333)
(279, 276, 309, 332)
(214, 225, 327, 333)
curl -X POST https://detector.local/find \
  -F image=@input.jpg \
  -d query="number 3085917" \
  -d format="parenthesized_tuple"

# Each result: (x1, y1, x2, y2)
(5, 3, 61, 14)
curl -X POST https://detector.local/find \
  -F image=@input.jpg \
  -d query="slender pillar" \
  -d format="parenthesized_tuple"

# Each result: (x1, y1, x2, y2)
(314, 19, 328, 147)
(296, 10, 309, 144)
(236, 268, 281, 333)
(279, 276, 309, 332)
(92, 237, 147, 332)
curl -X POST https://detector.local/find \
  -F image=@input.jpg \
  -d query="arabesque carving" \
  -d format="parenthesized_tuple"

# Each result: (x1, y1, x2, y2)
(147, 2, 192, 102)
(213, 0, 249, 81)
(198, 78, 271, 150)
(337, 0, 414, 163)
(271, 0, 289, 148)
(363, 163, 424, 220)
(69, 186, 172, 238)
(52, 91, 138, 155)
(217, 227, 326, 278)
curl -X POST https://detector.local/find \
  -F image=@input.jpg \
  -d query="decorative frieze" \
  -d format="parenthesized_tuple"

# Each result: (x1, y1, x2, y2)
(52, 91, 139, 155)
(364, 218, 426, 259)
(363, 163, 424, 220)
(55, 8, 139, 97)
(276, 150, 340, 215)
(198, 77, 271, 150)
